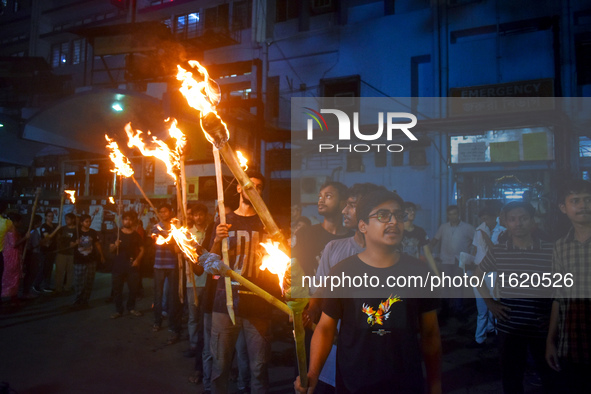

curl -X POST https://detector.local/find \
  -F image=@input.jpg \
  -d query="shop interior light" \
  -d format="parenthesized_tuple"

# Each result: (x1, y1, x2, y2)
(112, 103, 123, 112)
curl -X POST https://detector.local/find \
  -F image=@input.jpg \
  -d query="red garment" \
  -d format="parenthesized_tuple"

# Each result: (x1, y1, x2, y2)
(2, 230, 22, 298)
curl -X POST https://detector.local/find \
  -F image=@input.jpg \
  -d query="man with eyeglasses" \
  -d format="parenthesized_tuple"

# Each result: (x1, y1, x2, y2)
(308, 183, 385, 393)
(295, 189, 441, 394)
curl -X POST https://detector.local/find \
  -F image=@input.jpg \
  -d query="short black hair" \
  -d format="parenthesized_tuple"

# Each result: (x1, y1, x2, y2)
(403, 201, 417, 211)
(502, 201, 535, 218)
(446, 205, 459, 214)
(320, 181, 348, 201)
(0, 201, 8, 214)
(190, 203, 208, 215)
(80, 214, 92, 222)
(245, 169, 266, 190)
(296, 216, 311, 227)
(122, 211, 137, 221)
(347, 183, 387, 201)
(33, 214, 43, 225)
(558, 179, 591, 204)
(158, 203, 172, 212)
(65, 213, 76, 221)
(357, 190, 405, 223)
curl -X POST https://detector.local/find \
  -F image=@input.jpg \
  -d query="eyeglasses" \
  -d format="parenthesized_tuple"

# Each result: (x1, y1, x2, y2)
(368, 209, 406, 223)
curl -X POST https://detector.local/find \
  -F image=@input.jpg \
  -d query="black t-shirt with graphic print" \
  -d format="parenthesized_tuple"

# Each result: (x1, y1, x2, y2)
(322, 254, 439, 394)
(74, 228, 99, 264)
(401, 225, 429, 259)
(210, 212, 281, 319)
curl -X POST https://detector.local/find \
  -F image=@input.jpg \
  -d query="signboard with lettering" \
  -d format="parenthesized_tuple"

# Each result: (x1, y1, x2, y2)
(458, 142, 487, 163)
(449, 79, 555, 117)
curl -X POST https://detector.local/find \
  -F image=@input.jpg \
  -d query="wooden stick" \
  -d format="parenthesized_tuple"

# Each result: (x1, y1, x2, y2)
(22, 187, 42, 262)
(288, 299, 310, 388)
(214, 147, 235, 325)
(130, 174, 163, 223)
(218, 143, 284, 244)
(225, 269, 292, 316)
(58, 189, 66, 227)
(179, 157, 188, 224)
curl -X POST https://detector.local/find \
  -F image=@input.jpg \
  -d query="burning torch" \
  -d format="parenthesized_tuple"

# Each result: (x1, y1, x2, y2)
(176, 60, 308, 387)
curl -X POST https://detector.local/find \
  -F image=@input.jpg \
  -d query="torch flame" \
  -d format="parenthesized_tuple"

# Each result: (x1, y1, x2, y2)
(65, 190, 76, 204)
(259, 240, 290, 293)
(105, 134, 134, 177)
(236, 151, 248, 171)
(124, 122, 181, 182)
(155, 220, 201, 263)
(176, 61, 220, 116)
(109, 197, 115, 204)
(176, 61, 229, 145)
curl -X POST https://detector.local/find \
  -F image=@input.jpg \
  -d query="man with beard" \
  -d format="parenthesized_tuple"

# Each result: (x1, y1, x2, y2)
(309, 183, 385, 393)
(209, 169, 281, 394)
(292, 181, 350, 278)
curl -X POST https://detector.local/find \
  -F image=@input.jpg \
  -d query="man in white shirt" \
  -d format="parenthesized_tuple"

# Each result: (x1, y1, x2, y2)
(429, 205, 475, 319)
(467, 207, 505, 348)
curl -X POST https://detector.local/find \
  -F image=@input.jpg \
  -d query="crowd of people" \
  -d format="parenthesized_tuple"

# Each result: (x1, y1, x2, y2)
(1, 176, 590, 394)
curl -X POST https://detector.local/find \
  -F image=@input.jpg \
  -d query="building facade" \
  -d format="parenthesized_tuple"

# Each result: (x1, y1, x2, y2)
(1, 0, 591, 236)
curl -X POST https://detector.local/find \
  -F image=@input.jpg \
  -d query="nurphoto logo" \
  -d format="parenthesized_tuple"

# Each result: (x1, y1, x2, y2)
(304, 107, 419, 153)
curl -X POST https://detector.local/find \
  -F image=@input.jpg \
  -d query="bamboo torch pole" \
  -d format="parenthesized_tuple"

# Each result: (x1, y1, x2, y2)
(174, 176, 185, 304)
(58, 189, 66, 227)
(129, 175, 162, 222)
(200, 114, 283, 244)
(180, 157, 199, 307)
(214, 147, 236, 324)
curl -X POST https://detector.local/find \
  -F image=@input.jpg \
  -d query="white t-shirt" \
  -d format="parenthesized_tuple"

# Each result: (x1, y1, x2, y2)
(434, 221, 475, 265)
(472, 221, 505, 264)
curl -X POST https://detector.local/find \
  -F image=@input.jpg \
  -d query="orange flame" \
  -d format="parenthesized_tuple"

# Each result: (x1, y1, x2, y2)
(124, 122, 181, 182)
(105, 134, 134, 177)
(155, 220, 201, 263)
(176, 61, 229, 145)
(176, 61, 220, 116)
(236, 151, 248, 171)
(259, 240, 290, 293)
(109, 197, 115, 204)
(65, 190, 76, 204)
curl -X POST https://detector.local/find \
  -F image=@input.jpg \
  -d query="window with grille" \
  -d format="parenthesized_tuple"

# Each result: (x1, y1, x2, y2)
(51, 39, 85, 68)
(233, 0, 252, 30)
(276, 0, 298, 22)
(176, 12, 200, 39)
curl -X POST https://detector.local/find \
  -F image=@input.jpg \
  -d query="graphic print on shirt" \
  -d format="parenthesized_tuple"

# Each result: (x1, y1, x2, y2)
(230, 229, 267, 279)
(361, 295, 402, 326)
(401, 237, 420, 258)
(78, 234, 94, 256)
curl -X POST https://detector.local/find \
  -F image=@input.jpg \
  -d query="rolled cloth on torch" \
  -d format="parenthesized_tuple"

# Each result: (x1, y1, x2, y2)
(201, 113, 284, 244)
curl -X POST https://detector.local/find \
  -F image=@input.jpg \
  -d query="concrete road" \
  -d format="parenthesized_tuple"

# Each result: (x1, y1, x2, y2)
(1, 272, 545, 393)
